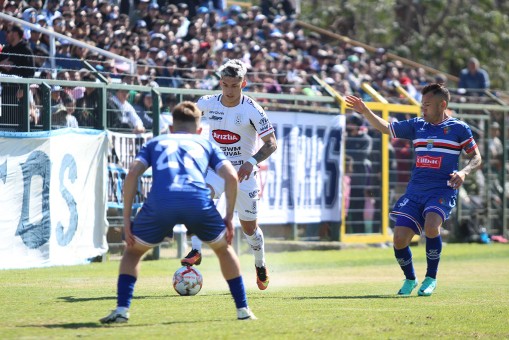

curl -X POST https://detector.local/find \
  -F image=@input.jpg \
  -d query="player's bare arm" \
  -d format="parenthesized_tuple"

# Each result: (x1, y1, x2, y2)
(238, 132, 277, 182)
(123, 160, 148, 247)
(217, 161, 239, 244)
(345, 95, 390, 134)
(449, 147, 482, 188)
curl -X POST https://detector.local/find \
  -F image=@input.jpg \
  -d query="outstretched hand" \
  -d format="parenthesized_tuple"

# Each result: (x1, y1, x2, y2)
(345, 95, 369, 114)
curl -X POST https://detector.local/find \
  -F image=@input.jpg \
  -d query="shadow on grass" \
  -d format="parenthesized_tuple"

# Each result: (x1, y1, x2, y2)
(57, 295, 182, 303)
(20, 319, 224, 330)
(291, 294, 415, 300)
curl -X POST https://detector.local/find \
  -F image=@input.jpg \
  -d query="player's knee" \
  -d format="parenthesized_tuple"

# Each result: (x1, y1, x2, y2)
(424, 225, 441, 238)
(239, 220, 257, 235)
(393, 233, 412, 249)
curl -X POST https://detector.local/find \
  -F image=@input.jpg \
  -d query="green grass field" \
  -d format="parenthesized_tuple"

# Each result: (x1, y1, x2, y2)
(1, 243, 508, 339)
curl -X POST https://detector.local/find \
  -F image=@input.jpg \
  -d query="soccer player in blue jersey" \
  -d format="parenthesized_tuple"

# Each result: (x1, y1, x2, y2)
(345, 84, 482, 296)
(100, 101, 256, 323)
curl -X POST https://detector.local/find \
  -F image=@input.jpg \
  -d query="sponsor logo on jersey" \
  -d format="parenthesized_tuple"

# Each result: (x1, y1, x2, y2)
(209, 110, 224, 115)
(210, 115, 223, 121)
(212, 129, 240, 144)
(231, 160, 244, 166)
(221, 146, 241, 157)
(416, 155, 442, 169)
(426, 139, 434, 150)
(248, 189, 260, 198)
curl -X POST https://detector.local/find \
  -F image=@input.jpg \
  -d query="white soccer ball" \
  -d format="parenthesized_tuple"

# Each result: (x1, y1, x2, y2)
(173, 266, 203, 296)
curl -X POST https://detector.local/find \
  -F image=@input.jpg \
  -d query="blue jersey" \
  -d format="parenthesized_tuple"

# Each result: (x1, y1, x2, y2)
(389, 117, 477, 193)
(136, 133, 228, 203)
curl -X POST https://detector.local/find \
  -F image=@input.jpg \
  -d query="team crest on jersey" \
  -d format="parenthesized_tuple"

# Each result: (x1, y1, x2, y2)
(235, 114, 242, 126)
(443, 127, 450, 135)
(426, 139, 434, 150)
(438, 197, 444, 204)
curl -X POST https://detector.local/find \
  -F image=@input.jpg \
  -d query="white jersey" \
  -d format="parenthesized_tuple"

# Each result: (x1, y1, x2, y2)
(197, 94, 274, 169)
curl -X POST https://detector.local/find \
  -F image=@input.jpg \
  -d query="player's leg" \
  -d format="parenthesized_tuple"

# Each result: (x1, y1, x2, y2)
(239, 218, 269, 290)
(237, 175, 268, 290)
(208, 235, 256, 320)
(100, 241, 152, 324)
(182, 179, 222, 266)
(419, 211, 444, 296)
(393, 223, 419, 295)
(189, 199, 256, 320)
(390, 195, 424, 295)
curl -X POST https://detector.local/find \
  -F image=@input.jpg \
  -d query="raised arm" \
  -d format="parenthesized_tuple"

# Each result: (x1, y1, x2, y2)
(345, 96, 391, 135)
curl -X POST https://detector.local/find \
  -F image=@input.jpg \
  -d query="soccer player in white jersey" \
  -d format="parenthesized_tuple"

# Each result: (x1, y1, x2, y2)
(181, 59, 277, 291)
(346, 84, 482, 297)
(100, 102, 256, 323)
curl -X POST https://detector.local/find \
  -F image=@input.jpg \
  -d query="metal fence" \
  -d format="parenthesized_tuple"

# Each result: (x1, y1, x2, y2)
(1, 76, 507, 242)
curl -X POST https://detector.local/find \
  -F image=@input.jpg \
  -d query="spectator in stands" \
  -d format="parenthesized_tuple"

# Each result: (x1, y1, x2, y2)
(52, 97, 79, 128)
(133, 91, 170, 133)
(0, 23, 35, 78)
(107, 87, 146, 133)
(0, 23, 35, 126)
(75, 71, 99, 128)
(345, 112, 373, 233)
(41, 0, 62, 26)
(488, 121, 503, 175)
(458, 57, 490, 94)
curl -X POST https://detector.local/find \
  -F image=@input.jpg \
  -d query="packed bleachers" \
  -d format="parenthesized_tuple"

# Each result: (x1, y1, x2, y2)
(0, 1, 507, 241)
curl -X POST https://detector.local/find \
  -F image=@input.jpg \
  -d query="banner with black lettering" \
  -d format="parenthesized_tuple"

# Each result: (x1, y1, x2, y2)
(0, 129, 109, 269)
(257, 112, 345, 223)
(106, 112, 345, 225)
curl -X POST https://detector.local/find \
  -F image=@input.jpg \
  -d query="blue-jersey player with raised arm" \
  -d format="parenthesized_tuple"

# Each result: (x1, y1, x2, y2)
(345, 84, 482, 296)
(100, 101, 256, 324)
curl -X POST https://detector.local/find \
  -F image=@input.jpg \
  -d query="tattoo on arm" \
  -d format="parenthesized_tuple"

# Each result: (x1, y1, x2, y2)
(253, 136, 277, 163)
(462, 152, 482, 176)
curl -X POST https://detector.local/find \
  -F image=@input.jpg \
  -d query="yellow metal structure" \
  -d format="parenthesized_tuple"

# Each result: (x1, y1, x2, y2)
(316, 78, 422, 243)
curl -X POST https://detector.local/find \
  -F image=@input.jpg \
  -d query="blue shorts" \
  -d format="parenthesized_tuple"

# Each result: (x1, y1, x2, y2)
(130, 193, 226, 246)
(389, 192, 457, 235)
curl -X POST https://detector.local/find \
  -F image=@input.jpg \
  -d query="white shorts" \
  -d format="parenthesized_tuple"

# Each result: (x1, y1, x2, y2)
(206, 170, 260, 221)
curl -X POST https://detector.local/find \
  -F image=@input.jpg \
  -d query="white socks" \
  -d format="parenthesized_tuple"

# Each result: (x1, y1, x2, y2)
(191, 227, 265, 267)
(190, 235, 202, 252)
(244, 227, 265, 267)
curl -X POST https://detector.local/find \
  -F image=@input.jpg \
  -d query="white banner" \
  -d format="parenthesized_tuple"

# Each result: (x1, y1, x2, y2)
(257, 112, 345, 224)
(0, 128, 109, 269)
(107, 112, 345, 225)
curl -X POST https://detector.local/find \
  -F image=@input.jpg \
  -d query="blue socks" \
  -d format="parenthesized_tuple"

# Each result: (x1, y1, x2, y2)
(394, 246, 416, 280)
(117, 274, 137, 308)
(425, 235, 442, 279)
(227, 276, 248, 309)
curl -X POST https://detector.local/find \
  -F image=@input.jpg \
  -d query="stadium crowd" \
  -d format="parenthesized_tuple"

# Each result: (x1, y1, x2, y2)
(1, 0, 473, 107)
(0, 0, 506, 239)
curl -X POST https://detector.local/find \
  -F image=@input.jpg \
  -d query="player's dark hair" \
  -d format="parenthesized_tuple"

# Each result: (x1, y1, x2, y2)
(172, 101, 201, 124)
(218, 59, 247, 79)
(421, 83, 450, 104)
